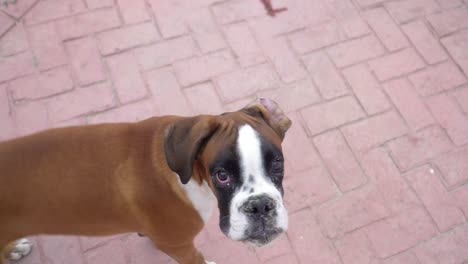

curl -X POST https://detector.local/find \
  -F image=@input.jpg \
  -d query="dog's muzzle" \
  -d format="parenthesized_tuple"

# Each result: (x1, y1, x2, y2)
(240, 195, 283, 246)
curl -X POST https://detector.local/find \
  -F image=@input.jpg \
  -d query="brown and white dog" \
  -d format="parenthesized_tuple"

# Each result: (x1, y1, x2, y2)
(0, 98, 291, 264)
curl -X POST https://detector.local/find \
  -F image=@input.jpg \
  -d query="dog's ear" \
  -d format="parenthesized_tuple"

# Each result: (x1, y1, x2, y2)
(164, 116, 220, 184)
(242, 98, 292, 141)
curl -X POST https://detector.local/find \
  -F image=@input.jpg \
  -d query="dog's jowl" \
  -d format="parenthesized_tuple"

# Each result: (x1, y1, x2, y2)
(0, 98, 291, 264)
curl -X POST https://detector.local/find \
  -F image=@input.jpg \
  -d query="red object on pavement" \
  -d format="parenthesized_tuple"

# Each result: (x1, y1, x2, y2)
(260, 0, 288, 17)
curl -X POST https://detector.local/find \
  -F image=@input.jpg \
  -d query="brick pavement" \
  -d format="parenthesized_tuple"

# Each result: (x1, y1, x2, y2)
(1, 0, 468, 263)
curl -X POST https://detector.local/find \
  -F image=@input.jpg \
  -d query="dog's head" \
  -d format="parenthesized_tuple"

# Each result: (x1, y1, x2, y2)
(164, 98, 291, 246)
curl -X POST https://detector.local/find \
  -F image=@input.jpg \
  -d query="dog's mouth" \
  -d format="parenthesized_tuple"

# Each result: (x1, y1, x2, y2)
(241, 224, 283, 247)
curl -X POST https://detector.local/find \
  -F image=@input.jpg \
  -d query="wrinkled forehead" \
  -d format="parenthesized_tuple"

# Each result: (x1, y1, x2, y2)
(203, 114, 283, 170)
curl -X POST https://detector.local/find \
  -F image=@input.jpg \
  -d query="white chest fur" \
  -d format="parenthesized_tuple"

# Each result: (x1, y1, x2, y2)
(180, 178, 216, 224)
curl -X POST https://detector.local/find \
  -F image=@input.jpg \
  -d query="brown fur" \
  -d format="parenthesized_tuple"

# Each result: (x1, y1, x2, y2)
(0, 101, 291, 264)
(0, 116, 206, 264)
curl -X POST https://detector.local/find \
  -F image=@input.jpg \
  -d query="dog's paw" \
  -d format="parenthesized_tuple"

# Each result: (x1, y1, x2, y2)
(2, 0, 17, 7)
(6, 239, 32, 261)
(205, 261, 216, 264)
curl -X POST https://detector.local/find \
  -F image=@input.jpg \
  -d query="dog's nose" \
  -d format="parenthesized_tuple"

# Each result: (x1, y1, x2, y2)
(241, 196, 276, 216)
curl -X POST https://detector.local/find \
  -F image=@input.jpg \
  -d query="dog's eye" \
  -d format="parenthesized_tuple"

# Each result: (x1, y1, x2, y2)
(274, 155, 284, 162)
(272, 156, 284, 173)
(215, 169, 231, 184)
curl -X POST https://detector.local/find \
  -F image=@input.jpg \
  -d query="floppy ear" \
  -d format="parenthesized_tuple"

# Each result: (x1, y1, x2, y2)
(164, 116, 220, 184)
(243, 98, 292, 141)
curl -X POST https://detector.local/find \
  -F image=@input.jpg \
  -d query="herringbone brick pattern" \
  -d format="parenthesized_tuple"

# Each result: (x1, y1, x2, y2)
(1, 0, 468, 263)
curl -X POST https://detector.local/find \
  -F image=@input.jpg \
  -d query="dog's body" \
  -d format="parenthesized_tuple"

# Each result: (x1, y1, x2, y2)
(0, 99, 291, 264)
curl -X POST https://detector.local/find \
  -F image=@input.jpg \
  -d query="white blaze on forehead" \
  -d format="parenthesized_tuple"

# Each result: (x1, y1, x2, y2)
(237, 125, 264, 178)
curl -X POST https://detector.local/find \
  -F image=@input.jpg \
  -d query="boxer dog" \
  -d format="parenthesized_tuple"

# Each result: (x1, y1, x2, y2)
(0, 98, 291, 264)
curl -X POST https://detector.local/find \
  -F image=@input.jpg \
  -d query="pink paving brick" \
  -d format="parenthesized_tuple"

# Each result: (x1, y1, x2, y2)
(212, 0, 265, 25)
(364, 207, 437, 258)
(259, 37, 308, 83)
(117, 0, 150, 25)
(14, 101, 48, 136)
(383, 78, 435, 130)
(200, 237, 260, 264)
(453, 86, 468, 114)
(0, 52, 35, 83)
(216, 63, 278, 102)
(354, 0, 388, 7)
(435, 0, 464, 8)
(80, 235, 123, 251)
(441, 31, 468, 76)
(264, 253, 298, 264)
(248, 0, 331, 39)
(27, 22, 67, 71)
(48, 82, 115, 122)
(147, 0, 188, 38)
(302, 51, 349, 99)
(184, 82, 224, 115)
(97, 22, 160, 55)
(223, 22, 265, 67)
(173, 50, 237, 87)
(10, 66, 74, 100)
(288, 21, 347, 54)
(335, 230, 378, 264)
(50, 117, 85, 129)
(406, 165, 465, 232)
(281, 113, 323, 172)
(360, 147, 421, 213)
(341, 111, 407, 153)
(40, 235, 85, 264)
(388, 126, 453, 171)
(317, 185, 388, 238)
(283, 166, 337, 212)
(66, 37, 106, 86)
(0, 23, 28, 57)
(88, 99, 157, 124)
(413, 224, 468, 264)
(24, 0, 86, 25)
(56, 8, 121, 40)
(323, 0, 370, 38)
(301, 96, 365, 135)
(85, 0, 113, 9)
(401, 20, 448, 64)
(313, 130, 366, 192)
(384, 0, 440, 23)
(368, 48, 425, 81)
(145, 67, 192, 116)
(255, 233, 293, 262)
(326, 35, 385, 68)
(426, 94, 468, 145)
(435, 146, 468, 187)
(0, 0, 38, 19)
(409, 62, 466, 96)
(452, 186, 468, 216)
(427, 7, 468, 36)
(342, 64, 391, 115)
(133, 36, 198, 71)
(186, 8, 226, 53)
(257, 78, 321, 113)
(106, 52, 147, 104)
(288, 209, 341, 264)
(86, 238, 127, 264)
(382, 252, 421, 264)
(125, 234, 174, 263)
(363, 8, 408, 51)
